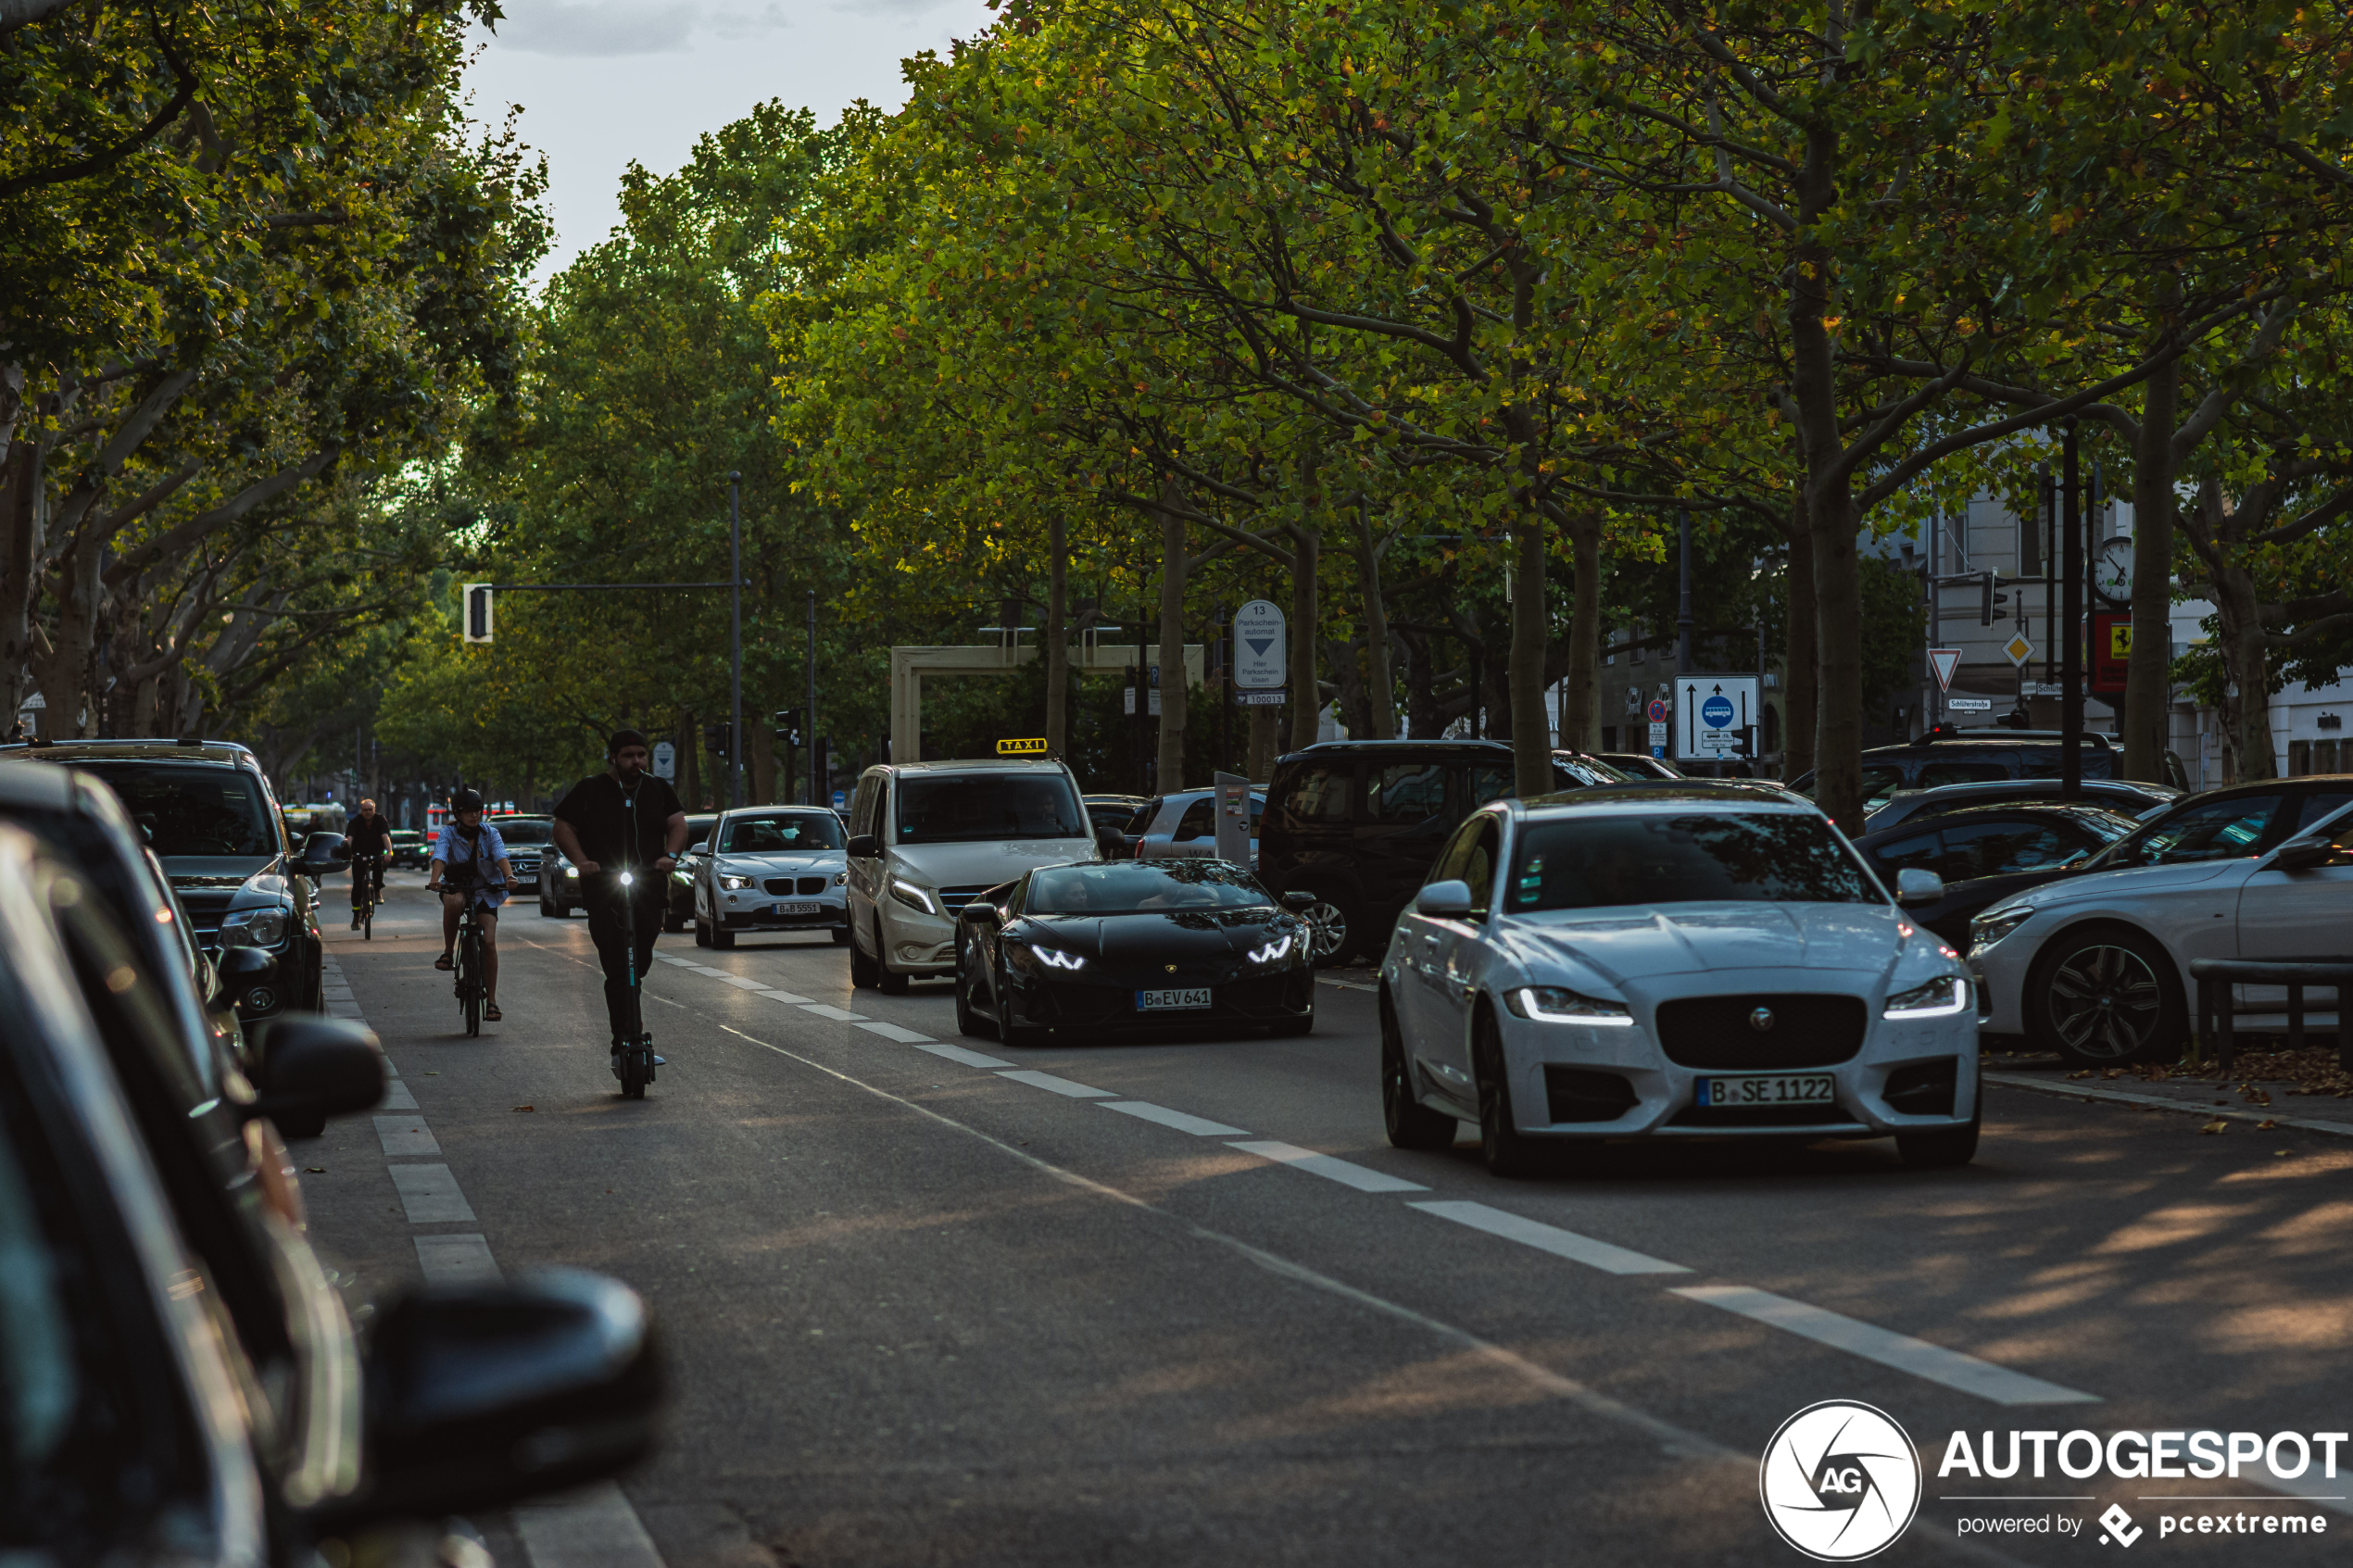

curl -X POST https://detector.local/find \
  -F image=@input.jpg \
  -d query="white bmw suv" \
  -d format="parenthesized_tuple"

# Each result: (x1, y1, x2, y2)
(843, 758, 1116, 993)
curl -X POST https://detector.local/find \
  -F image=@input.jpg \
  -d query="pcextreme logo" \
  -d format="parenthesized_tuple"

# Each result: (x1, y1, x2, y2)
(1760, 1400, 1924, 1562)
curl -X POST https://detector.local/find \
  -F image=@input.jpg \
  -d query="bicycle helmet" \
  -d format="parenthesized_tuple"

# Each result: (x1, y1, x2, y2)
(449, 787, 484, 813)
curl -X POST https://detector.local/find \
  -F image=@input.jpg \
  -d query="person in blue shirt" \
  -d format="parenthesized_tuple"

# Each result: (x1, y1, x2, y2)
(427, 788, 514, 1021)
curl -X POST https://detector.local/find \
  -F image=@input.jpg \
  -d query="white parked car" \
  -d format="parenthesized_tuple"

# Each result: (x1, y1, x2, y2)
(693, 806, 850, 950)
(1968, 784, 2353, 1066)
(843, 759, 1118, 994)
(1380, 784, 1981, 1175)
(1129, 787, 1265, 861)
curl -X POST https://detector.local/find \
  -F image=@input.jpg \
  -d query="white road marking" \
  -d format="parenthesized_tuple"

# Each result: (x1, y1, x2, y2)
(1670, 1285, 2100, 1406)
(516, 1482, 667, 1568)
(1408, 1199, 1690, 1276)
(1101, 1100, 1248, 1136)
(857, 1022, 935, 1043)
(1226, 1140, 1429, 1193)
(379, 1079, 420, 1111)
(654, 954, 697, 965)
(387, 1163, 477, 1223)
(758, 989, 816, 1004)
(912, 1041, 1013, 1069)
(414, 1233, 502, 1286)
(717, 974, 771, 992)
(798, 1004, 869, 1022)
(374, 1114, 442, 1158)
(997, 1069, 1114, 1098)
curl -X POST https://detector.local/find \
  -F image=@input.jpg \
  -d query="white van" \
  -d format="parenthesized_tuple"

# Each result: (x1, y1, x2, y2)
(844, 758, 1115, 993)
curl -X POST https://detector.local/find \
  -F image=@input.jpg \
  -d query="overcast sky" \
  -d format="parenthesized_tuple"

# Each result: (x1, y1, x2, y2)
(463, 0, 1000, 278)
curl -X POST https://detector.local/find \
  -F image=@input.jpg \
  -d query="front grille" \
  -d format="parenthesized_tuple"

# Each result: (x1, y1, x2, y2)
(1883, 1060, 1958, 1117)
(937, 884, 996, 915)
(1668, 1103, 1865, 1129)
(1654, 993, 1867, 1069)
(763, 876, 832, 897)
(1544, 1067, 1637, 1123)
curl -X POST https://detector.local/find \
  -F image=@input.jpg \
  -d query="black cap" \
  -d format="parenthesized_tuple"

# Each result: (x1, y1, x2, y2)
(608, 728, 649, 757)
(450, 787, 484, 812)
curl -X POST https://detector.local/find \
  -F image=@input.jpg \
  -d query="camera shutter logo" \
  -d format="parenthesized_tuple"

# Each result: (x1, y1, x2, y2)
(1759, 1400, 1920, 1561)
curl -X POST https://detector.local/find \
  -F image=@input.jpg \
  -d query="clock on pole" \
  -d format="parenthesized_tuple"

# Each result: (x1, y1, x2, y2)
(2094, 535, 2134, 608)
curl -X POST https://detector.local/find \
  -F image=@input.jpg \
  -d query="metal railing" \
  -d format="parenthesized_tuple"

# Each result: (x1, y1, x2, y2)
(2188, 957, 2353, 1073)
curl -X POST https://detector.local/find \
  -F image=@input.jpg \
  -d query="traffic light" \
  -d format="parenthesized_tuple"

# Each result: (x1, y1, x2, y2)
(462, 583, 494, 644)
(704, 721, 734, 760)
(774, 709, 802, 747)
(1980, 571, 2010, 627)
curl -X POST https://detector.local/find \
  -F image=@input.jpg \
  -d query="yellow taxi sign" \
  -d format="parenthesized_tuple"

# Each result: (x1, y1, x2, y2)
(996, 737, 1051, 756)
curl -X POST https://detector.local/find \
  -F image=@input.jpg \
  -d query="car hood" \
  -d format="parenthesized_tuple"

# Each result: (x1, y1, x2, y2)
(1023, 909, 1297, 958)
(714, 851, 845, 872)
(1496, 901, 1907, 985)
(1982, 859, 2234, 917)
(160, 854, 283, 888)
(890, 839, 1095, 885)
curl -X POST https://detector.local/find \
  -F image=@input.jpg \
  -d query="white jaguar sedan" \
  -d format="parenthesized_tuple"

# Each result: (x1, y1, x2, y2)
(1379, 784, 1981, 1175)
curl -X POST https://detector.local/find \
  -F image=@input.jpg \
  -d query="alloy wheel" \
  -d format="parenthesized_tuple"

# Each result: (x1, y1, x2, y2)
(2045, 942, 2164, 1060)
(1302, 899, 1349, 961)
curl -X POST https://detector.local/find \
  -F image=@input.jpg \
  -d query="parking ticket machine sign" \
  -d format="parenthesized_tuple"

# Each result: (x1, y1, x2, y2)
(1675, 677, 1760, 763)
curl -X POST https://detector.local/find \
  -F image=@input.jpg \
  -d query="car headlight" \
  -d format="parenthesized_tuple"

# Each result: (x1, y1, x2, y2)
(561, 863, 580, 881)
(1505, 985, 1633, 1025)
(718, 872, 756, 891)
(1006, 941, 1083, 975)
(1884, 974, 1972, 1018)
(1246, 933, 1294, 967)
(220, 906, 290, 948)
(888, 877, 939, 916)
(833, 870, 848, 886)
(1969, 907, 2034, 955)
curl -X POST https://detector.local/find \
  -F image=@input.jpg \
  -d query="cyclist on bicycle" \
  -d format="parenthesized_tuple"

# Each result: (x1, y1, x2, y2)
(552, 729, 686, 1073)
(427, 788, 514, 1022)
(346, 797, 393, 930)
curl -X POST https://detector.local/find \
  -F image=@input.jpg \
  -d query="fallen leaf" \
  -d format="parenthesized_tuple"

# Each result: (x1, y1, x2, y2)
(2258, 1119, 2279, 1130)
(2067, 1069, 2093, 1080)
(2276, 1149, 2292, 1158)
(512, 1105, 535, 1112)
(2200, 1119, 2230, 1135)
(423, 1071, 439, 1075)
(305, 1166, 326, 1173)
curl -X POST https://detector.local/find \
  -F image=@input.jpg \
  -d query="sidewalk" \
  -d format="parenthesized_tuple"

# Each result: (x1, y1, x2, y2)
(1984, 1044, 2353, 1139)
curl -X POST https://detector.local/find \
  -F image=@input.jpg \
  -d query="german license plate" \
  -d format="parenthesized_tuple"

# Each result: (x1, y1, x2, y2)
(1695, 1073, 1835, 1108)
(774, 902, 822, 916)
(1136, 986, 1211, 1011)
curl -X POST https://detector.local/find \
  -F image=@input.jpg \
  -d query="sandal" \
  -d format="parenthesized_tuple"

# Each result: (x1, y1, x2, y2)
(484, 1003, 503, 1022)
(434, 953, 453, 971)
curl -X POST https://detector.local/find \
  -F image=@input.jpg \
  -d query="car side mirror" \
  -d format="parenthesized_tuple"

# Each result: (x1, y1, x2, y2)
(1280, 891, 1316, 912)
(1414, 879, 1474, 919)
(319, 1269, 662, 1528)
(2271, 839, 2334, 873)
(1095, 827, 1126, 859)
(248, 1014, 385, 1124)
(846, 834, 880, 859)
(298, 832, 348, 875)
(960, 903, 1000, 925)
(1894, 867, 1945, 906)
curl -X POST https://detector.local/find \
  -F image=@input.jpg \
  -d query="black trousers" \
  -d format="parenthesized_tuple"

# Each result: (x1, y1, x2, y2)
(585, 887, 662, 1042)
(348, 854, 384, 910)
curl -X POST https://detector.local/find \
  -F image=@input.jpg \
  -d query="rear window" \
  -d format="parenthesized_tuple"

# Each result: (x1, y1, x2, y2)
(491, 818, 554, 846)
(1026, 860, 1272, 914)
(897, 772, 1086, 844)
(67, 765, 275, 857)
(1505, 813, 1877, 911)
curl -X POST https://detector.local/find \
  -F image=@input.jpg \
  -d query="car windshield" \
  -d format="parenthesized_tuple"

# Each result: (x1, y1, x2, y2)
(898, 772, 1087, 843)
(719, 812, 843, 853)
(491, 818, 554, 846)
(1504, 812, 1878, 911)
(67, 765, 275, 856)
(1026, 860, 1274, 914)
(2100, 794, 2285, 868)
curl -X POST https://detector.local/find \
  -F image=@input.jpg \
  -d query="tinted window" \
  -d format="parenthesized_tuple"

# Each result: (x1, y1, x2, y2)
(2108, 795, 2284, 868)
(1470, 765, 1514, 806)
(1275, 765, 1353, 827)
(1026, 860, 1274, 914)
(1919, 761, 2010, 789)
(1174, 798, 1214, 841)
(719, 812, 843, 853)
(2294, 792, 2353, 833)
(1367, 763, 1448, 825)
(1460, 822, 1500, 918)
(1872, 830, 1943, 878)
(1939, 820, 2073, 879)
(1505, 813, 1877, 911)
(491, 818, 554, 846)
(1554, 755, 1633, 786)
(897, 773, 1085, 843)
(69, 765, 274, 856)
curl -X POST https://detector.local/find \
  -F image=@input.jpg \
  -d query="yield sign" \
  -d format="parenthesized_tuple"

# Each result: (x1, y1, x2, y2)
(1929, 648, 1963, 691)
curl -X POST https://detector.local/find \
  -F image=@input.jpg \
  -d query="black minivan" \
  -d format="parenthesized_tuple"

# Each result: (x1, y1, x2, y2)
(1260, 740, 1628, 963)
(1790, 730, 2190, 816)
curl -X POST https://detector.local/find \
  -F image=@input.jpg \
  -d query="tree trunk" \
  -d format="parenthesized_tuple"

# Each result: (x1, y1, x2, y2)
(1353, 500, 1395, 738)
(1045, 512, 1069, 756)
(1247, 702, 1277, 784)
(1287, 524, 1320, 750)
(0, 430, 40, 720)
(1807, 487, 1864, 828)
(1781, 506, 1818, 783)
(1561, 509, 1602, 750)
(1509, 512, 1551, 797)
(2123, 339, 2180, 784)
(680, 712, 702, 809)
(39, 542, 106, 738)
(1155, 502, 1189, 788)
(2212, 562, 2277, 783)
(749, 706, 775, 804)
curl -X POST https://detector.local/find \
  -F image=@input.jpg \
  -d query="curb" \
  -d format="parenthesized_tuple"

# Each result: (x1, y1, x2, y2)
(1983, 1070, 2353, 1140)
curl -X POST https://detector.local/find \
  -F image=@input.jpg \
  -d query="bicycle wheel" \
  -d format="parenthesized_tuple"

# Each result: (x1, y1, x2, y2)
(619, 1046, 647, 1099)
(460, 925, 482, 1036)
(361, 897, 372, 940)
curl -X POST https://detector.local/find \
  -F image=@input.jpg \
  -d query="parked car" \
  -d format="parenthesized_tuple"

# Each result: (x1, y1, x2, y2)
(490, 812, 556, 897)
(0, 824, 664, 1563)
(953, 858, 1317, 1041)
(1790, 728, 2189, 816)
(659, 811, 721, 928)
(1127, 787, 1267, 862)
(1851, 803, 2142, 948)
(1085, 793, 1150, 853)
(844, 758, 1120, 994)
(694, 805, 850, 948)
(1599, 753, 1685, 780)
(6, 738, 342, 1011)
(1863, 775, 2183, 835)
(1378, 783, 1981, 1174)
(388, 827, 429, 869)
(1258, 740, 1634, 966)
(1969, 780, 2353, 1066)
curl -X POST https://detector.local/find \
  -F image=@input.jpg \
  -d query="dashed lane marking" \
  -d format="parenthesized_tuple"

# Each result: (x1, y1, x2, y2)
(1227, 1140, 1429, 1194)
(911, 1041, 1013, 1070)
(1408, 1199, 1689, 1276)
(1670, 1285, 2100, 1407)
(797, 1003, 869, 1022)
(515, 1483, 667, 1568)
(997, 1068, 1114, 1098)
(373, 1114, 441, 1158)
(387, 1162, 476, 1223)
(856, 1021, 935, 1044)
(1101, 1100, 1248, 1137)
(414, 1233, 501, 1286)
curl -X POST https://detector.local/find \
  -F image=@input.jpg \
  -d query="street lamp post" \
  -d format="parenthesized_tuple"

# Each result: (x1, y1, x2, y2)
(2060, 425, 2083, 802)
(805, 589, 818, 808)
(729, 473, 743, 811)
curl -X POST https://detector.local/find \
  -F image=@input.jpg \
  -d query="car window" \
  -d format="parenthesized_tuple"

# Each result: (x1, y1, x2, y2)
(1460, 822, 1500, 920)
(1940, 820, 2074, 878)
(1366, 763, 1448, 826)
(2294, 792, 2353, 833)
(1918, 762, 2010, 789)
(1274, 764, 1353, 827)
(849, 777, 877, 837)
(1871, 829, 1943, 879)
(1428, 814, 1488, 887)
(897, 773, 1085, 843)
(1860, 766, 1906, 809)
(1505, 812, 1878, 910)
(2111, 795, 2284, 868)
(1026, 860, 1274, 913)
(719, 813, 843, 853)
(1126, 800, 1161, 835)
(1173, 797, 1215, 841)
(1469, 765, 1514, 806)
(68, 765, 276, 857)
(1553, 756, 1631, 787)
(490, 818, 554, 846)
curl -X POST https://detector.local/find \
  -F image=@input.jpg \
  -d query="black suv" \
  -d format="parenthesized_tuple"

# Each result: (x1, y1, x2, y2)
(1260, 740, 1629, 962)
(3, 739, 345, 1012)
(1791, 729, 2191, 815)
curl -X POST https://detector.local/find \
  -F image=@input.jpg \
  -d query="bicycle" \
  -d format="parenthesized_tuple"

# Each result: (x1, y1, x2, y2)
(442, 864, 503, 1037)
(351, 851, 385, 940)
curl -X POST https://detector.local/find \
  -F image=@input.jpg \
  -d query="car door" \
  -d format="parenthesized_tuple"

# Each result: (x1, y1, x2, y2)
(1355, 760, 1454, 946)
(2234, 809, 2353, 1009)
(1424, 816, 1503, 1078)
(846, 773, 885, 929)
(1393, 814, 1484, 1047)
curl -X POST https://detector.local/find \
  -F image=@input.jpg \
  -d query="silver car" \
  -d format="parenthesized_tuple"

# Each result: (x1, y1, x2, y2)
(1379, 783, 1981, 1175)
(693, 807, 850, 950)
(1131, 787, 1265, 861)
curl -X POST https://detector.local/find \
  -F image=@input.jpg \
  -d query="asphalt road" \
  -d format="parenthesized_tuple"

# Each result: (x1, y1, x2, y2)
(298, 874, 2353, 1568)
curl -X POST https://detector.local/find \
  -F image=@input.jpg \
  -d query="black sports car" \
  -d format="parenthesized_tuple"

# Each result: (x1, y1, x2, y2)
(954, 859, 1319, 1041)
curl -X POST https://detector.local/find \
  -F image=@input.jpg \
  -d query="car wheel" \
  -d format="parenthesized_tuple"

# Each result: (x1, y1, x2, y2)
(711, 921, 736, 951)
(849, 913, 880, 988)
(830, 924, 851, 947)
(878, 954, 910, 996)
(1300, 896, 1356, 967)
(545, 897, 567, 918)
(2028, 924, 2183, 1067)
(1382, 994, 1455, 1150)
(954, 945, 994, 1040)
(992, 957, 1037, 1045)
(1896, 1112, 1982, 1169)
(1473, 1007, 1550, 1177)
(693, 918, 711, 948)
(275, 1111, 327, 1141)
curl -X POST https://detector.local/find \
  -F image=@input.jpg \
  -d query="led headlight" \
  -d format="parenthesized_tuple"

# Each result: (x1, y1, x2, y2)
(718, 872, 757, 891)
(1505, 985, 1633, 1025)
(1037, 947, 1086, 971)
(1969, 907, 2034, 955)
(1004, 941, 1084, 976)
(1246, 933, 1294, 967)
(833, 871, 848, 886)
(219, 906, 289, 948)
(1883, 975, 1972, 1018)
(888, 877, 939, 916)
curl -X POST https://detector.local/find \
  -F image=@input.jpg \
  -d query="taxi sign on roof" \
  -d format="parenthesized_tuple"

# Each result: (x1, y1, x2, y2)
(996, 737, 1051, 756)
